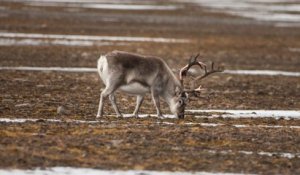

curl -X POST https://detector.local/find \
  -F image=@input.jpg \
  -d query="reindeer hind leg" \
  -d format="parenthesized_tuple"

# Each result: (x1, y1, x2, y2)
(109, 93, 122, 117)
(96, 75, 123, 118)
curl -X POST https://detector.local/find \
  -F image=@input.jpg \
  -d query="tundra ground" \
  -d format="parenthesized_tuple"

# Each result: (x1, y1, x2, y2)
(0, 1, 299, 174)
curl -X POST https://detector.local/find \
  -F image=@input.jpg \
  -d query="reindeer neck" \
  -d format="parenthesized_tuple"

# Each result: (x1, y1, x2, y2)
(162, 75, 182, 106)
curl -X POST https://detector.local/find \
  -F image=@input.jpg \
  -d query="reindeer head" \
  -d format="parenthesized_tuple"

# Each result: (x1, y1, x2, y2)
(173, 54, 223, 119)
(170, 87, 189, 119)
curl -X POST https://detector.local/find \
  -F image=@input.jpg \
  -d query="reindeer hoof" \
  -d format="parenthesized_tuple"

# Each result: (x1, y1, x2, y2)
(96, 115, 102, 118)
(157, 114, 165, 119)
(132, 114, 139, 118)
(116, 114, 123, 118)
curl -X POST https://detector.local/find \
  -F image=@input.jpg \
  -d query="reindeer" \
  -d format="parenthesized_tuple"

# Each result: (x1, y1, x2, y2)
(96, 50, 222, 119)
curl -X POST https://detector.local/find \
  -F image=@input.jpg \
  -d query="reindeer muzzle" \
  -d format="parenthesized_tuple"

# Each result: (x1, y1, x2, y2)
(178, 113, 185, 119)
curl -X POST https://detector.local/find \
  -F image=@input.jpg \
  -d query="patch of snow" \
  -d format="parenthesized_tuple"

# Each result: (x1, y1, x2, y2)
(14, 103, 33, 108)
(187, 122, 221, 127)
(0, 167, 253, 175)
(8, 0, 142, 3)
(289, 48, 300, 52)
(21, 1, 180, 11)
(186, 68, 300, 77)
(0, 6, 7, 10)
(161, 121, 300, 129)
(207, 149, 300, 159)
(80, 4, 180, 10)
(0, 32, 189, 43)
(0, 66, 97, 72)
(0, 118, 100, 124)
(0, 38, 117, 46)
(223, 70, 300, 77)
(274, 22, 300, 28)
(2, 99, 14, 103)
(234, 124, 300, 129)
(254, 151, 300, 159)
(1, 118, 299, 129)
(0, 118, 60, 123)
(5, 0, 181, 10)
(1, 66, 300, 77)
(159, 121, 176, 125)
(187, 109, 300, 119)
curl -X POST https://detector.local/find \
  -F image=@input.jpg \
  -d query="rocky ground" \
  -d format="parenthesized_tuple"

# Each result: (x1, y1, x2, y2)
(0, 1, 299, 174)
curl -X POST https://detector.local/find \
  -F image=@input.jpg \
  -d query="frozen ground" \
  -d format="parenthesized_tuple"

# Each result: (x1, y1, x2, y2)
(0, 0, 299, 174)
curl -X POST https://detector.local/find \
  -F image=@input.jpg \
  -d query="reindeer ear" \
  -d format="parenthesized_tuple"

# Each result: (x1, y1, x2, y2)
(183, 92, 189, 103)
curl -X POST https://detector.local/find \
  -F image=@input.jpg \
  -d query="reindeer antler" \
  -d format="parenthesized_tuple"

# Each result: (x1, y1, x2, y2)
(193, 62, 224, 82)
(179, 53, 206, 84)
(179, 54, 223, 96)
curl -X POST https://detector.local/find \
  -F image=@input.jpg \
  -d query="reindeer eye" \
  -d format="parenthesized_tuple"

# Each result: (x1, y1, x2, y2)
(178, 99, 183, 105)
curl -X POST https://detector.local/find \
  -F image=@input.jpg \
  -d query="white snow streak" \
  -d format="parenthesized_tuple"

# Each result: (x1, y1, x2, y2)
(25, 2, 180, 11)
(158, 121, 300, 129)
(1, 110, 300, 120)
(5, 0, 181, 10)
(0, 38, 119, 46)
(0, 32, 189, 43)
(187, 109, 300, 119)
(0, 118, 100, 124)
(0, 66, 97, 72)
(289, 48, 300, 52)
(1, 117, 300, 129)
(223, 70, 300, 77)
(206, 150, 299, 159)
(1, 66, 300, 77)
(0, 167, 252, 175)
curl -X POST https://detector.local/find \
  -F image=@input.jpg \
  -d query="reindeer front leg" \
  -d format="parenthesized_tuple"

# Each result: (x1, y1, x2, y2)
(151, 91, 163, 118)
(133, 95, 144, 117)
